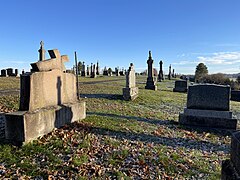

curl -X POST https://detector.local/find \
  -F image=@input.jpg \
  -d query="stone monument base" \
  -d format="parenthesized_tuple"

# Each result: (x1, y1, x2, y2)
(221, 160, 240, 180)
(5, 101, 86, 144)
(123, 87, 138, 101)
(173, 87, 187, 92)
(179, 108, 237, 129)
(145, 85, 157, 91)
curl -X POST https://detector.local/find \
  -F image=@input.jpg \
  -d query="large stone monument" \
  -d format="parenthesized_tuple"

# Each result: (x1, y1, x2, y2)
(179, 84, 237, 129)
(115, 67, 120, 76)
(91, 64, 97, 78)
(168, 65, 171, 80)
(173, 80, 188, 92)
(145, 51, 157, 90)
(158, 60, 164, 82)
(96, 61, 100, 75)
(1, 69, 7, 77)
(221, 131, 240, 179)
(81, 62, 86, 77)
(123, 63, 138, 100)
(5, 42, 86, 144)
(103, 66, 108, 76)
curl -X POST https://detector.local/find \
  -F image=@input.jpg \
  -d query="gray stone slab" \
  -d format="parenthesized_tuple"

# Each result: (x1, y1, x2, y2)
(179, 113, 237, 129)
(173, 80, 188, 92)
(183, 108, 233, 119)
(187, 84, 230, 111)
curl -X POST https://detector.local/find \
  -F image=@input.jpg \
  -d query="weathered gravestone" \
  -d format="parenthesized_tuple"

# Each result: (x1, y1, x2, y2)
(115, 67, 120, 76)
(96, 61, 100, 75)
(5, 45, 86, 144)
(179, 84, 237, 129)
(91, 64, 97, 78)
(158, 60, 164, 82)
(123, 63, 138, 100)
(168, 65, 171, 80)
(1, 69, 7, 77)
(221, 131, 240, 179)
(81, 62, 86, 77)
(6, 68, 13, 76)
(145, 51, 157, 90)
(103, 66, 108, 76)
(173, 80, 188, 92)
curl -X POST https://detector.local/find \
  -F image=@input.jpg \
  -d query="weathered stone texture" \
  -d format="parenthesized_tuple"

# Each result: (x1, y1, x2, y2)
(20, 69, 77, 111)
(187, 84, 230, 111)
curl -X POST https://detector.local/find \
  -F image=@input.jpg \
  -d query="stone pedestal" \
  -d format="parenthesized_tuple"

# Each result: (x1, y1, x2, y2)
(123, 87, 138, 101)
(179, 84, 237, 129)
(173, 80, 188, 92)
(5, 102, 86, 144)
(145, 77, 157, 90)
(5, 46, 86, 144)
(221, 131, 240, 179)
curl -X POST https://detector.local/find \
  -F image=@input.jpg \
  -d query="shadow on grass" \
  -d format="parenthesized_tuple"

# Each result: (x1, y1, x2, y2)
(87, 112, 174, 125)
(79, 78, 125, 85)
(81, 94, 123, 100)
(88, 124, 229, 153)
(86, 112, 231, 153)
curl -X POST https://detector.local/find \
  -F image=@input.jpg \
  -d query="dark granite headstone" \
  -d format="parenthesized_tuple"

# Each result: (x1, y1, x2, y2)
(173, 80, 188, 92)
(187, 84, 230, 111)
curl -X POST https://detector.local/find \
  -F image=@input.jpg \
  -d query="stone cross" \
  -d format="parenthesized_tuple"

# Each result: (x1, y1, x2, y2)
(38, 41, 46, 61)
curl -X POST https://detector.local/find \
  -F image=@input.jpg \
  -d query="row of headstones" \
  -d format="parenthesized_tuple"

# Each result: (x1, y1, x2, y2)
(0, 68, 20, 77)
(125, 55, 239, 179)
(102, 67, 126, 76)
(80, 62, 100, 78)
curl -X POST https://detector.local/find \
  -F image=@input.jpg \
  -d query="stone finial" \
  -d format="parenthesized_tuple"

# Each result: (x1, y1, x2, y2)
(149, 51, 152, 59)
(38, 40, 46, 61)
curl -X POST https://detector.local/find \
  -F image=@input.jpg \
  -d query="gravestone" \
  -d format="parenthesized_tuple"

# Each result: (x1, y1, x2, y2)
(173, 80, 188, 92)
(172, 69, 175, 78)
(1, 69, 7, 77)
(15, 69, 18, 76)
(145, 51, 157, 90)
(22, 69, 25, 75)
(5, 43, 86, 144)
(123, 63, 138, 100)
(96, 61, 100, 75)
(86, 65, 90, 76)
(231, 90, 240, 102)
(6, 68, 13, 76)
(115, 67, 120, 76)
(221, 131, 240, 179)
(168, 65, 171, 80)
(103, 66, 108, 76)
(179, 84, 237, 129)
(158, 60, 164, 82)
(81, 62, 86, 77)
(91, 64, 97, 78)
(120, 68, 125, 76)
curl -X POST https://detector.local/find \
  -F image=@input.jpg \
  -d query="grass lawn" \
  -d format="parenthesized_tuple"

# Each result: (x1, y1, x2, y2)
(0, 75, 239, 179)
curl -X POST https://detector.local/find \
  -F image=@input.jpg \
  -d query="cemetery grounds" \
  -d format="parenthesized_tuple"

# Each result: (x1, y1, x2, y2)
(0, 76, 240, 179)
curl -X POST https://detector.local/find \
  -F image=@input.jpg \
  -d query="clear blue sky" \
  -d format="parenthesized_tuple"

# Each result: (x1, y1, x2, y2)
(0, 0, 240, 74)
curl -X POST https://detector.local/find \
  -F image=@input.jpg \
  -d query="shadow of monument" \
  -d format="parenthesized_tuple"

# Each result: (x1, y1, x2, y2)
(54, 76, 73, 128)
(81, 94, 123, 100)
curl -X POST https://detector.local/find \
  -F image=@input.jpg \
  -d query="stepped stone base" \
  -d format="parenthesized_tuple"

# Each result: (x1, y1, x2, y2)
(179, 109, 237, 129)
(5, 101, 86, 144)
(123, 87, 138, 101)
